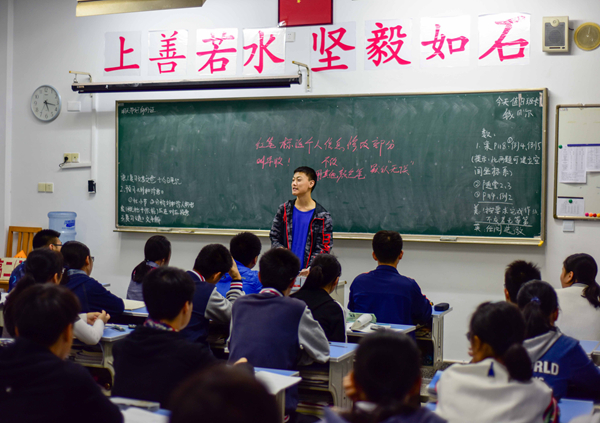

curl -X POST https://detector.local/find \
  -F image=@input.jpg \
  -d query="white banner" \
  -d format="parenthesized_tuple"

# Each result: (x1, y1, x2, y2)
(243, 28, 286, 75)
(104, 31, 141, 76)
(478, 13, 530, 66)
(196, 28, 239, 76)
(420, 16, 470, 68)
(365, 19, 412, 70)
(310, 22, 356, 72)
(148, 30, 188, 77)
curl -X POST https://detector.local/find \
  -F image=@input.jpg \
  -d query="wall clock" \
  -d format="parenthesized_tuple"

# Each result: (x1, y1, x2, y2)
(31, 85, 61, 122)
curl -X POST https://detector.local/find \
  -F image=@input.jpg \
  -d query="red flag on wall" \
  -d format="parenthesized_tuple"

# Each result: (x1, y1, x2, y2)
(278, 0, 333, 27)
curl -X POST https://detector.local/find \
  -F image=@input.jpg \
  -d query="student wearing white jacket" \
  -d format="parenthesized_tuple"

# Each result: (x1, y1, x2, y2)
(435, 302, 558, 423)
(556, 253, 600, 341)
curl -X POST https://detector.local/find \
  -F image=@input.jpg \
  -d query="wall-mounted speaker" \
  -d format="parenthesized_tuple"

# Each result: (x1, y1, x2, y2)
(543, 16, 569, 52)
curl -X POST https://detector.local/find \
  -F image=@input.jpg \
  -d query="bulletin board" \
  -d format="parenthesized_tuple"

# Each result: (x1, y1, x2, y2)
(555, 105, 600, 219)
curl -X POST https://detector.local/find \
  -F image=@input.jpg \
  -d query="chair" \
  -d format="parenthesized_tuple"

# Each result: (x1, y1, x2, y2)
(5, 226, 42, 257)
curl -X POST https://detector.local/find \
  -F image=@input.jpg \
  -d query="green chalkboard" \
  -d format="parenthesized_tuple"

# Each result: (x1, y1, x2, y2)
(116, 90, 547, 244)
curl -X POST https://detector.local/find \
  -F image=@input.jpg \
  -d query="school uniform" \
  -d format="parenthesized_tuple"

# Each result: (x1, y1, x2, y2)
(524, 327, 600, 400)
(0, 338, 122, 423)
(217, 259, 262, 296)
(228, 288, 330, 412)
(63, 269, 125, 315)
(320, 404, 446, 423)
(348, 265, 432, 325)
(112, 319, 219, 409)
(179, 270, 243, 345)
(556, 283, 600, 341)
(435, 358, 558, 423)
(126, 260, 158, 301)
(7, 261, 26, 292)
(292, 287, 346, 342)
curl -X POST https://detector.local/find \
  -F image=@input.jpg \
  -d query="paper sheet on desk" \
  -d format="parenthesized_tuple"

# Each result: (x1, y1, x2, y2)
(559, 147, 587, 183)
(557, 198, 585, 217)
(122, 407, 168, 423)
(123, 299, 145, 310)
(255, 371, 301, 395)
(346, 322, 391, 333)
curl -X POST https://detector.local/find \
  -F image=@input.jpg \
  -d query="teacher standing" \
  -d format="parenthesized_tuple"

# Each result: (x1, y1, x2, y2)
(270, 166, 333, 273)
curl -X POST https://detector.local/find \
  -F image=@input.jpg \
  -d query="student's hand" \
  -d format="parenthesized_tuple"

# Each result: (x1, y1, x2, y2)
(343, 372, 360, 402)
(299, 268, 310, 277)
(229, 258, 242, 281)
(86, 312, 101, 325)
(98, 310, 110, 324)
(233, 357, 248, 365)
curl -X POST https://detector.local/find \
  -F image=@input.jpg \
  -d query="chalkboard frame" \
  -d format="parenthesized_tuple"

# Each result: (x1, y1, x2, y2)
(115, 88, 548, 246)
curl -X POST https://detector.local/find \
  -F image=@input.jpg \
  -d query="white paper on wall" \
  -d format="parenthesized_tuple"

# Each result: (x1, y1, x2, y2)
(557, 197, 585, 217)
(148, 30, 188, 77)
(104, 31, 142, 76)
(420, 15, 470, 68)
(478, 13, 530, 66)
(242, 28, 286, 76)
(585, 146, 600, 172)
(310, 22, 356, 72)
(196, 28, 239, 77)
(365, 19, 412, 70)
(559, 146, 587, 183)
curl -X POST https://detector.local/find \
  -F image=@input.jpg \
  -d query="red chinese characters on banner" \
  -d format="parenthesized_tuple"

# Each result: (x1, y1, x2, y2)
(196, 29, 238, 75)
(311, 23, 356, 72)
(243, 29, 286, 75)
(478, 13, 530, 66)
(149, 31, 187, 75)
(479, 16, 529, 61)
(104, 33, 141, 75)
(419, 16, 471, 67)
(366, 22, 411, 67)
(421, 24, 469, 60)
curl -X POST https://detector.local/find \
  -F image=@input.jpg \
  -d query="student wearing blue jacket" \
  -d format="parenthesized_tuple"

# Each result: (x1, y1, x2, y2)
(217, 232, 262, 296)
(349, 231, 432, 325)
(61, 241, 125, 316)
(517, 280, 600, 401)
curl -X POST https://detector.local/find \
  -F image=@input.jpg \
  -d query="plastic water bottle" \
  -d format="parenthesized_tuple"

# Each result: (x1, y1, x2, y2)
(48, 211, 77, 242)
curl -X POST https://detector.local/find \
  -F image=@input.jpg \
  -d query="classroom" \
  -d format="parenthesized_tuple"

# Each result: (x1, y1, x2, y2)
(1, 0, 600, 420)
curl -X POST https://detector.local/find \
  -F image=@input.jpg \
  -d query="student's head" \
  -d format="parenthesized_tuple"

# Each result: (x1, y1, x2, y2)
(468, 301, 532, 382)
(143, 267, 195, 327)
(230, 232, 262, 268)
(132, 235, 172, 283)
(301, 254, 341, 293)
(516, 280, 559, 339)
(292, 166, 317, 196)
(61, 241, 92, 274)
(504, 260, 541, 303)
(193, 244, 233, 282)
(169, 364, 278, 423)
(32, 229, 62, 251)
(561, 253, 600, 308)
(258, 248, 300, 293)
(14, 284, 80, 358)
(372, 231, 403, 265)
(348, 332, 422, 421)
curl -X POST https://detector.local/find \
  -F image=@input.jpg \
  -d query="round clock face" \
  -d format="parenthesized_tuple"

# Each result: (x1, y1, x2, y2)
(31, 85, 61, 122)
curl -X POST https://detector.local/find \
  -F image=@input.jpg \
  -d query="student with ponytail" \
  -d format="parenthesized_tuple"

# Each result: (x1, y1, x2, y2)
(321, 332, 445, 423)
(62, 241, 125, 316)
(292, 254, 346, 342)
(436, 301, 558, 423)
(127, 235, 171, 300)
(2, 249, 109, 344)
(556, 253, 600, 340)
(518, 280, 600, 401)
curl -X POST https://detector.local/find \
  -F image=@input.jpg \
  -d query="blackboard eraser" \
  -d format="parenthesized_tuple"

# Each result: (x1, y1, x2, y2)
(440, 236, 457, 242)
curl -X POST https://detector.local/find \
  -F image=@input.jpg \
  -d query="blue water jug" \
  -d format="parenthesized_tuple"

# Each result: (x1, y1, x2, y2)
(48, 211, 77, 242)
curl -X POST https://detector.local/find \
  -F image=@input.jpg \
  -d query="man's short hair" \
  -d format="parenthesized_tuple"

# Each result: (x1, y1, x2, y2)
(143, 267, 195, 321)
(372, 230, 403, 264)
(14, 284, 80, 347)
(193, 244, 233, 279)
(505, 260, 541, 302)
(32, 229, 61, 249)
(294, 166, 317, 192)
(230, 232, 262, 267)
(258, 248, 299, 292)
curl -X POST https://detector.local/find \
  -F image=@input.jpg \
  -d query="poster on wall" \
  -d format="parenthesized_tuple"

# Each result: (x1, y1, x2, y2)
(148, 30, 188, 77)
(478, 13, 530, 66)
(278, 0, 333, 27)
(104, 31, 142, 76)
(365, 19, 413, 70)
(242, 28, 286, 76)
(311, 22, 357, 72)
(196, 29, 239, 76)
(420, 16, 470, 68)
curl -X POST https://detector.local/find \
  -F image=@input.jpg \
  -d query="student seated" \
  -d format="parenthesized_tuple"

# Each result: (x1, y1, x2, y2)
(228, 248, 329, 418)
(3, 249, 109, 344)
(169, 364, 278, 423)
(217, 232, 263, 296)
(112, 267, 220, 409)
(179, 244, 243, 345)
(503, 260, 541, 303)
(8, 229, 62, 292)
(0, 284, 122, 423)
(436, 301, 558, 423)
(518, 280, 600, 400)
(324, 331, 445, 423)
(291, 254, 346, 342)
(127, 235, 171, 301)
(61, 241, 125, 316)
(348, 231, 431, 325)
(556, 253, 600, 340)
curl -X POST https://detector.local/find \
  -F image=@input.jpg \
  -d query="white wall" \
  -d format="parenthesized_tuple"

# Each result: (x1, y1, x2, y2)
(6, 0, 600, 361)
(0, 0, 11, 245)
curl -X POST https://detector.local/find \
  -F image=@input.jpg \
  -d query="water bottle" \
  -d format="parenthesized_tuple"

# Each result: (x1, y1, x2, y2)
(48, 211, 77, 242)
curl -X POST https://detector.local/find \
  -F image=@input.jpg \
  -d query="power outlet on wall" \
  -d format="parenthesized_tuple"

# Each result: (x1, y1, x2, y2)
(71, 153, 80, 163)
(63, 153, 72, 163)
